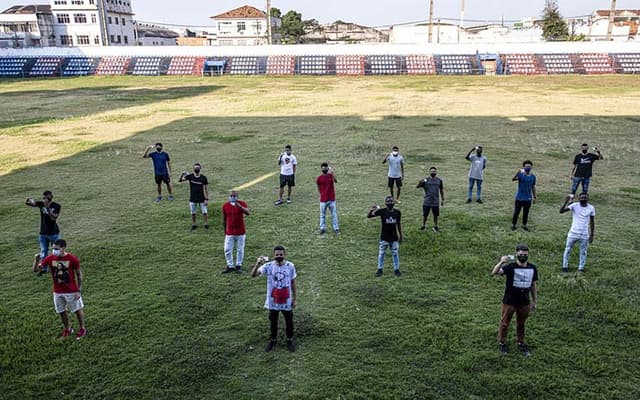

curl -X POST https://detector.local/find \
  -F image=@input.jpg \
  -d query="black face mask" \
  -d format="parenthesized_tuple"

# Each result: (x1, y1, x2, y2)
(194, 168, 201, 173)
(156, 148, 162, 152)
(274, 256, 285, 263)
(579, 200, 588, 206)
(321, 169, 329, 174)
(582, 150, 588, 154)
(386, 204, 394, 210)
(517, 255, 528, 263)
(430, 173, 437, 178)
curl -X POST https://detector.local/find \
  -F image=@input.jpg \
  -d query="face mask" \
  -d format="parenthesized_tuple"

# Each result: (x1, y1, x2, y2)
(274, 256, 284, 263)
(386, 203, 394, 210)
(229, 196, 237, 203)
(517, 254, 528, 263)
(430, 173, 437, 178)
(194, 168, 201, 173)
(285, 150, 291, 155)
(392, 151, 399, 156)
(582, 149, 588, 154)
(524, 167, 532, 173)
(321, 169, 329, 174)
(579, 200, 588, 206)
(52, 249, 62, 256)
(477, 150, 482, 155)
(156, 147, 162, 152)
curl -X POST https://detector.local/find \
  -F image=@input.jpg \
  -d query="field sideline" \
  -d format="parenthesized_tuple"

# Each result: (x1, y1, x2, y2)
(0, 75, 639, 399)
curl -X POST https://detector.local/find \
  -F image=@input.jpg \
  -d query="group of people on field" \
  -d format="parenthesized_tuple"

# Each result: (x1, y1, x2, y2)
(27, 140, 603, 354)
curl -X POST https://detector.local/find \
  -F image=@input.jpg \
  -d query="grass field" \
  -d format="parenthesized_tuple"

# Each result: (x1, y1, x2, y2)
(1, 75, 639, 400)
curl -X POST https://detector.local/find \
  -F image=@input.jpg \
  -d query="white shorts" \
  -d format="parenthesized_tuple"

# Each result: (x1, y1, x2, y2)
(189, 202, 208, 215)
(53, 292, 84, 314)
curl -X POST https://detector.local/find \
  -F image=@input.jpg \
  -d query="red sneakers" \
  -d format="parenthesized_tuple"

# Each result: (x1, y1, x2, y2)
(60, 328, 73, 337)
(75, 328, 87, 340)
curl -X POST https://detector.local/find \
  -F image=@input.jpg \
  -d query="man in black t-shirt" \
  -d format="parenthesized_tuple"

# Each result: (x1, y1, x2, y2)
(179, 163, 209, 230)
(570, 143, 603, 194)
(492, 243, 538, 356)
(26, 190, 61, 273)
(368, 196, 403, 277)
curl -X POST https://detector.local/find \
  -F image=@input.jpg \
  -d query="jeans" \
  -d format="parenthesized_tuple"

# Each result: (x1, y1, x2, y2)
(468, 178, 483, 200)
(563, 233, 589, 270)
(571, 176, 590, 194)
(224, 234, 245, 267)
(269, 309, 294, 340)
(319, 201, 339, 231)
(378, 240, 399, 270)
(39, 233, 60, 260)
(498, 303, 531, 343)
(512, 200, 532, 226)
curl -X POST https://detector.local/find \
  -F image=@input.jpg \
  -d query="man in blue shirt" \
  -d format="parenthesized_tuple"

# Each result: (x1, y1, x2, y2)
(143, 142, 174, 202)
(511, 160, 537, 231)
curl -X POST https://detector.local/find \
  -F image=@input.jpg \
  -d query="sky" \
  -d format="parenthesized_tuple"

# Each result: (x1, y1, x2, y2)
(1, 0, 638, 27)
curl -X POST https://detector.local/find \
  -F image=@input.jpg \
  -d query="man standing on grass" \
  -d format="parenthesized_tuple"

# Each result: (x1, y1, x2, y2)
(179, 163, 209, 231)
(570, 143, 603, 194)
(251, 246, 297, 352)
(416, 166, 444, 232)
(26, 190, 61, 274)
(465, 145, 487, 203)
(511, 160, 537, 231)
(39, 239, 87, 340)
(143, 142, 173, 202)
(316, 162, 340, 235)
(382, 146, 404, 203)
(560, 192, 595, 273)
(222, 190, 250, 274)
(275, 145, 297, 206)
(368, 196, 402, 277)
(492, 243, 537, 356)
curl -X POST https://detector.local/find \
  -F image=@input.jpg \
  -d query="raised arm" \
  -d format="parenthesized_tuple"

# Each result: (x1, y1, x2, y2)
(367, 206, 379, 218)
(143, 145, 153, 158)
(251, 257, 266, 277)
(465, 148, 474, 161)
(559, 196, 572, 213)
(492, 256, 509, 275)
(512, 169, 522, 181)
(382, 154, 389, 164)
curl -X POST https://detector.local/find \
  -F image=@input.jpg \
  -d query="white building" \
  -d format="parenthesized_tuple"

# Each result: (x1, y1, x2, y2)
(0, 5, 55, 48)
(390, 22, 461, 44)
(210, 5, 279, 46)
(50, 0, 136, 47)
(136, 23, 178, 46)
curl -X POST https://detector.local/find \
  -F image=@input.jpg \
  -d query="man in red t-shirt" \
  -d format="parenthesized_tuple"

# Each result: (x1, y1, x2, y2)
(39, 239, 87, 340)
(221, 190, 250, 273)
(316, 162, 340, 235)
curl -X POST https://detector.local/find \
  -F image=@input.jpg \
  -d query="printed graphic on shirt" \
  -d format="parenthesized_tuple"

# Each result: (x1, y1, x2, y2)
(270, 270, 291, 304)
(52, 260, 71, 285)
(513, 268, 534, 289)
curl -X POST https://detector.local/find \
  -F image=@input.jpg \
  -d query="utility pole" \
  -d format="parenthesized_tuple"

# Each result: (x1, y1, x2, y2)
(428, 0, 434, 43)
(607, 0, 616, 41)
(458, 0, 465, 43)
(266, 0, 272, 44)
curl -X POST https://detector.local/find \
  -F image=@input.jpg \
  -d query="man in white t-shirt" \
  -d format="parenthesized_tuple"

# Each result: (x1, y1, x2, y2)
(251, 245, 298, 352)
(382, 146, 405, 203)
(560, 192, 595, 272)
(275, 145, 298, 206)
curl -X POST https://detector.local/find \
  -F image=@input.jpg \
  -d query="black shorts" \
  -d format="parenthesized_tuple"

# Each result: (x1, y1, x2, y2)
(422, 205, 440, 217)
(280, 174, 295, 188)
(155, 174, 170, 185)
(388, 177, 403, 188)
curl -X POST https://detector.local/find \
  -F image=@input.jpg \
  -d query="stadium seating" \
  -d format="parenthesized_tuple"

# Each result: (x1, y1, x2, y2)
(336, 55, 365, 76)
(368, 55, 399, 75)
(132, 57, 162, 76)
(437, 55, 474, 75)
(298, 55, 328, 75)
(578, 53, 613, 74)
(166, 56, 205, 76)
(504, 54, 541, 75)
(406, 55, 436, 75)
(95, 57, 131, 75)
(612, 53, 640, 74)
(229, 56, 259, 75)
(0, 57, 29, 77)
(540, 54, 575, 74)
(62, 57, 99, 76)
(29, 57, 63, 77)
(266, 55, 295, 75)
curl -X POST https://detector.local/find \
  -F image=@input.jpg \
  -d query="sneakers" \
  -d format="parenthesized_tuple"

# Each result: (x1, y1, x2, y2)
(60, 327, 74, 338)
(191, 225, 197, 231)
(286, 198, 292, 204)
(375, 269, 383, 277)
(235, 266, 243, 274)
(320, 229, 326, 235)
(167, 195, 174, 201)
(222, 267, 233, 274)
(511, 225, 517, 231)
(334, 229, 340, 235)
(432, 226, 440, 233)
(75, 328, 87, 340)
(274, 199, 284, 206)
(420, 225, 426, 231)
(578, 269, 585, 273)
(265, 340, 276, 352)
(155, 196, 162, 203)
(394, 269, 402, 277)
(562, 267, 569, 273)
(476, 199, 483, 204)
(204, 225, 209, 230)
(517, 342, 531, 357)
(522, 225, 530, 232)
(499, 342, 508, 354)
(466, 198, 472, 204)
(286, 339, 296, 352)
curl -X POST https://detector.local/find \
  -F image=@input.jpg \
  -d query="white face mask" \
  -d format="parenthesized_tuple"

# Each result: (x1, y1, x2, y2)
(52, 249, 62, 256)
(392, 151, 399, 156)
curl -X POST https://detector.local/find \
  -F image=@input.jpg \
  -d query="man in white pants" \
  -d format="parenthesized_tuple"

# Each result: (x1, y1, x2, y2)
(222, 190, 250, 273)
(560, 192, 595, 272)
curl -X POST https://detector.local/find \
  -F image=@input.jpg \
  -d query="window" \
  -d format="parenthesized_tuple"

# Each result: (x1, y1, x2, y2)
(123, 36, 128, 44)
(60, 35, 73, 45)
(94, 35, 100, 44)
(89, 0, 95, 4)
(237, 22, 246, 33)
(115, 17, 119, 25)
(117, 35, 121, 43)
(57, 14, 70, 24)
(110, 34, 115, 43)
(256, 21, 262, 32)
(72, 0, 84, 4)
(91, 14, 97, 23)
(77, 35, 90, 45)
(122, 18, 125, 25)
(108, 16, 112, 24)
(54, 0, 68, 4)
(74, 14, 87, 23)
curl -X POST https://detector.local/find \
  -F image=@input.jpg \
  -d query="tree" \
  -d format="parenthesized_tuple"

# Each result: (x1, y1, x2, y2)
(270, 7, 281, 19)
(280, 10, 305, 44)
(541, 0, 569, 41)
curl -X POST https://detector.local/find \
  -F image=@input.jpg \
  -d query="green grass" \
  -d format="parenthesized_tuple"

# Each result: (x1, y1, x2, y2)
(0, 75, 639, 399)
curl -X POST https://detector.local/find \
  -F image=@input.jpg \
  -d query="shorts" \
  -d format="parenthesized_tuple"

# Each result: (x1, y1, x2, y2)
(388, 177, 403, 188)
(422, 205, 440, 217)
(155, 174, 170, 185)
(280, 174, 295, 188)
(54, 292, 84, 314)
(189, 202, 208, 215)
